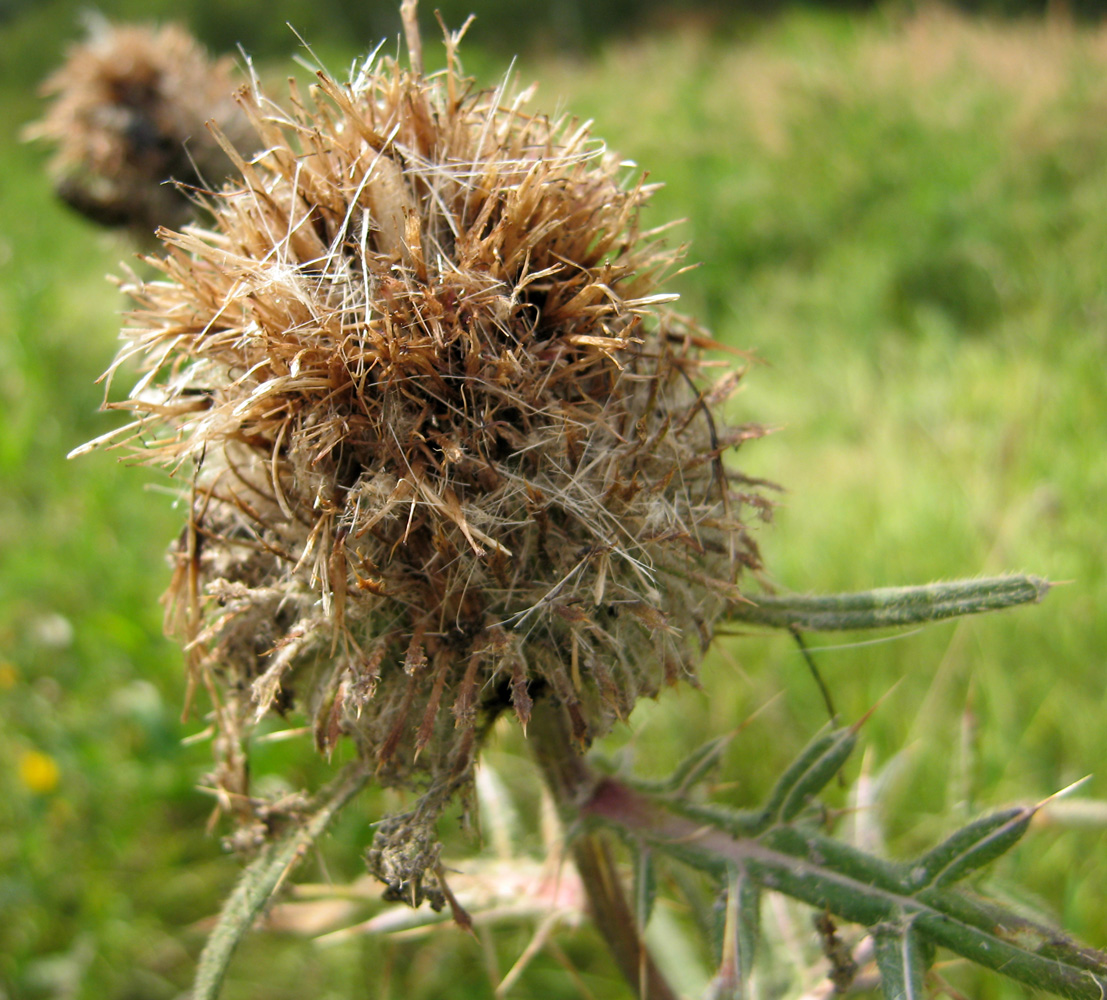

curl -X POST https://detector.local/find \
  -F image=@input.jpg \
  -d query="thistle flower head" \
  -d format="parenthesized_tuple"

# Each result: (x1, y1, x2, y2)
(26, 19, 250, 235)
(88, 24, 769, 902)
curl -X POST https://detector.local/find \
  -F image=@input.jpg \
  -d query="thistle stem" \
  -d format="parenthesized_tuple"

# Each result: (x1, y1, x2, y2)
(192, 759, 371, 1000)
(730, 574, 1049, 631)
(528, 699, 679, 1000)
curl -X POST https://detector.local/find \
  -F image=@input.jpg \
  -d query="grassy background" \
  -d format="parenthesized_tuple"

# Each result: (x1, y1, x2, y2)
(2, 4, 1107, 998)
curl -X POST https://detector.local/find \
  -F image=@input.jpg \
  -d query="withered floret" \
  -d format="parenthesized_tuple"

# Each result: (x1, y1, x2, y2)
(89, 27, 769, 887)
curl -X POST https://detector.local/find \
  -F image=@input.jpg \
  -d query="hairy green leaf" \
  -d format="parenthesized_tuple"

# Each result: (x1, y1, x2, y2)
(764, 726, 857, 824)
(582, 777, 1107, 1000)
(911, 805, 1034, 889)
(706, 867, 761, 1000)
(633, 845, 658, 930)
(730, 575, 1049, 631)
(192, 761, 370, 1000)
(873, 925, 931, 1000)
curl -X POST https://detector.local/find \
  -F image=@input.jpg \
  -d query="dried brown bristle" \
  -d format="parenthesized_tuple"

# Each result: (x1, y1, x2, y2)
(84, 21, 771, 898)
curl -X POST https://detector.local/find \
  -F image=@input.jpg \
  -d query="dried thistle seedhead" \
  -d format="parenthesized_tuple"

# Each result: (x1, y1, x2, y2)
(25, 18, 251, 236)
(87, 22, 770, 897)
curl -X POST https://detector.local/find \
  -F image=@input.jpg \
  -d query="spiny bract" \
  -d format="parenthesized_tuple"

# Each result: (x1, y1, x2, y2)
(90, 25, 770, 903)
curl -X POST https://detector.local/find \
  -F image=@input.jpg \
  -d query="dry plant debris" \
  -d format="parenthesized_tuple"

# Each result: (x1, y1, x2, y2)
(81, 19, 771, 903)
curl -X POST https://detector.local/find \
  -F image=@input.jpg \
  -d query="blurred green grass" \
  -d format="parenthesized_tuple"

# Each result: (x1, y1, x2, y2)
(2, 5, 1107, 999)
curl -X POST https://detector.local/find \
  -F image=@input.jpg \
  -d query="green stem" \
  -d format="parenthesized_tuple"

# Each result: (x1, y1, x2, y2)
(528, 698, 679, 1000)
(192, 759, 371, 1000)
(729, 575, 1049, 631)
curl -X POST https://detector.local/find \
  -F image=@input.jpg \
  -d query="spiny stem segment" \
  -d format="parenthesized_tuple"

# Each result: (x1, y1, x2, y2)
(731, 574, 1050, 631)
(192, 760, 371, 1000)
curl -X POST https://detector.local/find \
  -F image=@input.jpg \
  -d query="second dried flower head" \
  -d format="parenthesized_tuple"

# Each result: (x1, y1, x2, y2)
(27, 19, 250, 236)
(92, 27, 770, 899)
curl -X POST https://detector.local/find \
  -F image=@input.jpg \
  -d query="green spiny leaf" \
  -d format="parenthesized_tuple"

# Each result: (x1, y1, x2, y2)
(873, 924, 932, 1000)
(633, 845, 658, 930)
(582, 777, 1107, 1000)
(911, 805, 1034, 889)
(734, 871, 761, 996)
(764, 726, 856, 824)
(633, 733, 734, 796)
(705, 867, 761, 1000)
